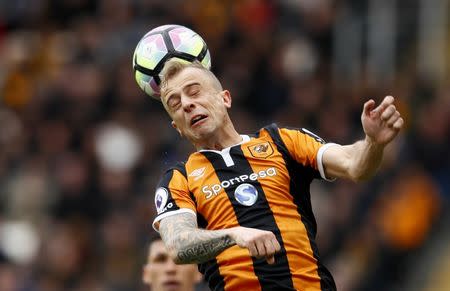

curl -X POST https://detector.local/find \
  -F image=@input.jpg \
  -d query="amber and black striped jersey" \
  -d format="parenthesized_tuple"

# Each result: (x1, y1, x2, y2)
(153, 123, 338, 291)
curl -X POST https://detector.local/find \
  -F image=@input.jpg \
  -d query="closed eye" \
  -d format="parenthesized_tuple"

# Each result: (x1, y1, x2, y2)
(186, 84, 201, 97)
(167, 95, 181, 110)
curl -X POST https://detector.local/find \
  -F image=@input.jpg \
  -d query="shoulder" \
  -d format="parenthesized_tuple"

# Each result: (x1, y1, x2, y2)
(160, 161, 188, 180)
(257, 123, 307, 134)
(253, 123, 279, 138)
(262, 124, 326, 143)
(256, 123, 317, 139)
(161, 151, 205, 178)
(167, 161, 187, 176)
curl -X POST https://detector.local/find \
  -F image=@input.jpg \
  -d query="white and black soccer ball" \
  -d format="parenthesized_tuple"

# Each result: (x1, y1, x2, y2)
(132, 24, 211, 99)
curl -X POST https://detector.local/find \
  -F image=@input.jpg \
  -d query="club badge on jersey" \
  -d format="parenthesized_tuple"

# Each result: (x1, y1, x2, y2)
(248, 142, 274, 158)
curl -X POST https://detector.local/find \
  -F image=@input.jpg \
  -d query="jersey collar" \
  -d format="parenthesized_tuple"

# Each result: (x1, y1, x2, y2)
(199, 135, 251, 153)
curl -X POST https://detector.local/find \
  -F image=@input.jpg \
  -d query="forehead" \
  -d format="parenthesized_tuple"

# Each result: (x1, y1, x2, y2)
(149, 240, 167, 257)
(162, 68, 209, 95)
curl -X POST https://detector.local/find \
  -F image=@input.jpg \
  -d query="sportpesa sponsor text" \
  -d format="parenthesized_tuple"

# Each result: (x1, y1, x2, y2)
(202, 167, 277, 199)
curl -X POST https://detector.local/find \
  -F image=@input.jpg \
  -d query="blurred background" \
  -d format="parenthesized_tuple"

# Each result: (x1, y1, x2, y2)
(0, 0, 449, 290)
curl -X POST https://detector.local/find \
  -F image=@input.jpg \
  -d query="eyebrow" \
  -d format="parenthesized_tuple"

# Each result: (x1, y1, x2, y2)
(183, 82, 201, 92)
(151, 252, 169, 260)
(152, 252, 168, 257)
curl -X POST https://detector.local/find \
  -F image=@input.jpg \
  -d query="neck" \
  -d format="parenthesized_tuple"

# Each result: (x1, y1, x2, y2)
(194, 122, 242, 151)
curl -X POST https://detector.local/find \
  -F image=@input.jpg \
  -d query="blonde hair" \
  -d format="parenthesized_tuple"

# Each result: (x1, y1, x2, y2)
(159, 59, 222, 101)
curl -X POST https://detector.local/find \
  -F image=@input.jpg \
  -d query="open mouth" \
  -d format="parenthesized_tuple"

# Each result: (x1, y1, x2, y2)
(163, 280, 181, 290)
(190, 114, 208, 126)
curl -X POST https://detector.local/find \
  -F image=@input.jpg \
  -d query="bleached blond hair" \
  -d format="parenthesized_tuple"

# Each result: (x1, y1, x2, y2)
(159, 59, 222, 102)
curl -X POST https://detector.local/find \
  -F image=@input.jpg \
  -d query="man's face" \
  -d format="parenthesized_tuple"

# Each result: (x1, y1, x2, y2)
(142, 240, 201, 291)
(161, 67, 231, 144)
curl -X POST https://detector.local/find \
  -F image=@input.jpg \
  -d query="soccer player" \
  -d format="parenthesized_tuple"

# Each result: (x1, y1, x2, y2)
(151, 59, 404, 291)
(142, 235, 202, 291)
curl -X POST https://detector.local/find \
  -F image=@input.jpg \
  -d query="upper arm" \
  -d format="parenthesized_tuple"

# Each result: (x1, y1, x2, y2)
(159, 212, 198, 243)
(158, 212, 198, 259)
(321, 143, 353, 180)
(152, 166, 197, 231)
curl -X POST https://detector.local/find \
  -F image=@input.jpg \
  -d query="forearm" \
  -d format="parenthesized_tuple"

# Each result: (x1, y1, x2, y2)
(324, 96, 402, 182)
(159, 213, 236, 264)
(343, 136, 384, 181)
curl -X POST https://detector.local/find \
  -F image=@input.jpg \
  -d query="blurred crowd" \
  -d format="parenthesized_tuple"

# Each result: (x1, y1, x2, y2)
(0, 0, 449, 291)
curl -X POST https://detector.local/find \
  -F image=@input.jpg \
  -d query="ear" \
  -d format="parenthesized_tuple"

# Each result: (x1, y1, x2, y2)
(194, 269, 203, 284)
(221, 90, 232, 109)
(171, 121, 183, 137)
(142, 265, 151, 285)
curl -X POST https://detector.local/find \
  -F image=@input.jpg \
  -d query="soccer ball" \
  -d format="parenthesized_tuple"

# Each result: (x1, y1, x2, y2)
(132, 24, 212, 99)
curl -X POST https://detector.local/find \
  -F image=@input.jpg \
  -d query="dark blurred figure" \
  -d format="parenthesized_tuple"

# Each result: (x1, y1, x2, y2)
(142, 235, 203, 291)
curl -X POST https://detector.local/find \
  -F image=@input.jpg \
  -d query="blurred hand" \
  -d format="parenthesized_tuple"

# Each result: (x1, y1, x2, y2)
(362, 96, 404, 146)
(228, 226, 281, 264)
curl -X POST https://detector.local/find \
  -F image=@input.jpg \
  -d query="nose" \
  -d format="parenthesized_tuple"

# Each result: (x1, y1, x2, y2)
(181, 95, 195, 113)
(164, 259, 177, 274)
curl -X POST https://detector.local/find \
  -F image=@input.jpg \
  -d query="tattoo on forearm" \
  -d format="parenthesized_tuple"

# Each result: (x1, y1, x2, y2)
(176, 235, 234, 263)
(160, 213, 235, 264)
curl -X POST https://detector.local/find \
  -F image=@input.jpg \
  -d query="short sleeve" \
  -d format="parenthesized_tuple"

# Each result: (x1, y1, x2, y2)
(279, 127, 336, 181)
(152, 167, 196, 231)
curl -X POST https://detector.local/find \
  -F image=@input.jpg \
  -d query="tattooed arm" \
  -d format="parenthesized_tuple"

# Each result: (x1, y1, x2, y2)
(159, 212, 281, 264)
(159, 212, 235, 264)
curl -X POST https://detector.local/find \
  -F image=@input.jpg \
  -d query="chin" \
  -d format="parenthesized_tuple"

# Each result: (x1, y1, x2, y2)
(191, 125, 215, 139)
